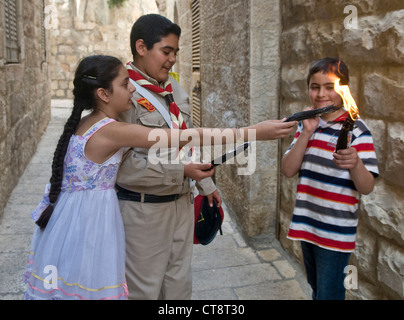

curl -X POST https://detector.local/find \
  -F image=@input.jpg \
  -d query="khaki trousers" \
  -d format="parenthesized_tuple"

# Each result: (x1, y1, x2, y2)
(119, 193, 194, 300)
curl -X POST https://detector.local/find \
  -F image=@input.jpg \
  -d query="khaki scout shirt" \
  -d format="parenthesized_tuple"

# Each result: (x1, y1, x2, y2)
(116, 67, 216, 197)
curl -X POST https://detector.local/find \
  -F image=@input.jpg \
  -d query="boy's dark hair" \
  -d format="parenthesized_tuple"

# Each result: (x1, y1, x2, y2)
(130, 14, 181, 58)
(36, 55, 123, 230)
(307, 57, 350, 86)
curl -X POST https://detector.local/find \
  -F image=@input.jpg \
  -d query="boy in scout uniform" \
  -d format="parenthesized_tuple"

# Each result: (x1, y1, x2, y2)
(116, 14, 220, 300)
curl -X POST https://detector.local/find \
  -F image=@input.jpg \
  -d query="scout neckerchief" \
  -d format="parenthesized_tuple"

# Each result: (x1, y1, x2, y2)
(126, 62, 187, 130)
(126, 62, 193, 160)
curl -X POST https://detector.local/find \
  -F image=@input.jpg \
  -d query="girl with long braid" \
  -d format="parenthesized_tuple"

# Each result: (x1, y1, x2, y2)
(23, 55, 296, 300)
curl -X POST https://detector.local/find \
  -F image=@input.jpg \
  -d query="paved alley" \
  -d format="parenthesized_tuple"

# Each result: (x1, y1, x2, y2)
(0, 101, 311, 300)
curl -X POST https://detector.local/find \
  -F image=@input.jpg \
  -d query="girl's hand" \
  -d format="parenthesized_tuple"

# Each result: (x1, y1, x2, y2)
(254, 119, 297, 140)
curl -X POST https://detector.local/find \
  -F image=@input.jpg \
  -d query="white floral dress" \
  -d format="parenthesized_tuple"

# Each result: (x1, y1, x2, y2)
(23, 118, 127, 300)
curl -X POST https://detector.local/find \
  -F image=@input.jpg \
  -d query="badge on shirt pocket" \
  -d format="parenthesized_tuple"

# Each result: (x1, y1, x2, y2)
(137, 97, 156, 112)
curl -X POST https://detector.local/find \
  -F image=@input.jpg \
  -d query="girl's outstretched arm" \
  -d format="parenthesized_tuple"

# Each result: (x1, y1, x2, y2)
(106, 119, 297, 149)
(86, 119, 297, 164)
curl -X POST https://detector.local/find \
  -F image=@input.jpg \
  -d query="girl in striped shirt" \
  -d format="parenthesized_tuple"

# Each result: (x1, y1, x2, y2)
(282, 58, 379, 300)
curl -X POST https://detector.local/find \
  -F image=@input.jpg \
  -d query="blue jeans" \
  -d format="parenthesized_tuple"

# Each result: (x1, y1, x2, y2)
(300, 241, 351, 300)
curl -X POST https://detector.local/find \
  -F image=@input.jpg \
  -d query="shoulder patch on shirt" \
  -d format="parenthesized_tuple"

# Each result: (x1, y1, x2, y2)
(137, 97, 156, 112)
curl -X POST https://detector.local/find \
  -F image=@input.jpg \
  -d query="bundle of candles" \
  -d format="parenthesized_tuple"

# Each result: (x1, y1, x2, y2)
(284, 77, 360, 152)
(333, 78, 360, 151)
(284, 104, 340, 122)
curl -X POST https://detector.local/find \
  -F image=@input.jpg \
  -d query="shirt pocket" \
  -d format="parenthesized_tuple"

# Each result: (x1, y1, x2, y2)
(138, 108, 168, 128)
(137, 106, 180, 162)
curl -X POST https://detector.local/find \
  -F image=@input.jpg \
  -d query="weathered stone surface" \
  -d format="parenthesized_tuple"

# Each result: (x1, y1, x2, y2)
(138, 0, 404, 300)
(377, 240, 404, 298)
(385, 122, 404, 187)
(350, 221, 378, 281)
(278, 0, 404, 300)
(50, 0, 159, 99)
(234, 279, 307, 300)
(192, 264, 281, 292)
(363, 72, 404, 121)
(0, 1, 51, 219)
(361, 183, 404, 245)
(281, 64, 310, 104)
(197, 0, 284, 238)
(342, 10, 404, 65)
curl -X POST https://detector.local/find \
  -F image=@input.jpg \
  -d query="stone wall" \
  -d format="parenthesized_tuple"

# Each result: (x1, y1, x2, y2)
(162, 0, 192, 95)
(199, 0, 254, 236)
(164, 0, 283, 238)
(278, 0, 404, 299)
(49, 0, 158, 99)
(130, 0, 404, 299)
(0, 1, 51, 219)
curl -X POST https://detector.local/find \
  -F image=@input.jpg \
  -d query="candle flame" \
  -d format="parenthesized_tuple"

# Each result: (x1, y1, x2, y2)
(333, 78, 360, 121)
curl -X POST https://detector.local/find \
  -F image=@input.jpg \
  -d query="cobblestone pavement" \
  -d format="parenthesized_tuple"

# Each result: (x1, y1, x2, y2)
(0, 101, 311, 300)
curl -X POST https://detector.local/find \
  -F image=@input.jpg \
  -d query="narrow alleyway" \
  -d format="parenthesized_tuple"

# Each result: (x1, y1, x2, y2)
(0, 101, 311, 300)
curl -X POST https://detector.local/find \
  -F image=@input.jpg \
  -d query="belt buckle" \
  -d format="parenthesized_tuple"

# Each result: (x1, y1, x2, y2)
(190, 192, 194, 204)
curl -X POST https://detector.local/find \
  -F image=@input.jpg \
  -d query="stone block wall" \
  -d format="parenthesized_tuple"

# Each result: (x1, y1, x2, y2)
(49, 0, 158, 99)
(164, 0, 284, 238)
(198, 0, 254, 235)
(278, 0, 404, 299)
(135, 0, 404, 299)
(0, 1, 51, 219)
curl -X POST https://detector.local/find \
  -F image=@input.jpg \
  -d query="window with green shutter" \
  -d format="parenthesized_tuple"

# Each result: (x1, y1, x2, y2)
(5, 0, 19, 63)
(191, 0, 201, 127)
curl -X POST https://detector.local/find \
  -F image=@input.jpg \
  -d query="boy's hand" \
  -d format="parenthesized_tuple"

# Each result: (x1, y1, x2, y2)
(184, 162, 214, 181)
(206, 189, 222, 208)
(334, 147, 375, 195)
(301, 107, 319, 137)
(333, 147, 359, 169)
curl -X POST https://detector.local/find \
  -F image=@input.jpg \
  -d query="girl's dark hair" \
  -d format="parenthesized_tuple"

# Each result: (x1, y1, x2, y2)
(36, 55, 123, 230)
(307, 57, 350, 86)
(130, 14, 181, 58)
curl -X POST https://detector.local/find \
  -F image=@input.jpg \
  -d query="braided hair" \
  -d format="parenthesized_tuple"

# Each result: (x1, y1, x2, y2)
(36, 55, 123, 230)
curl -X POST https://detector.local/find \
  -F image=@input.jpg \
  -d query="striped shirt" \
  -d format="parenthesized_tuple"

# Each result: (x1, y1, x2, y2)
(285, 112, 379, 252)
